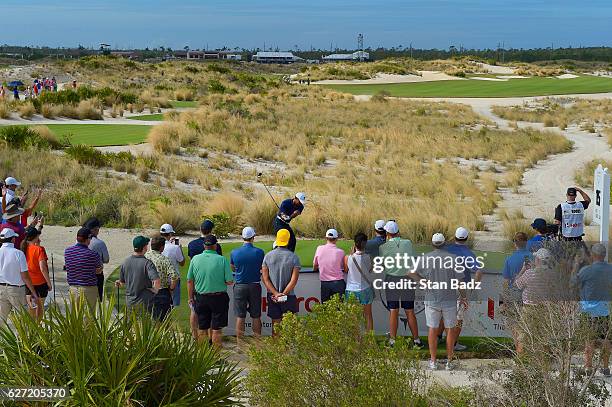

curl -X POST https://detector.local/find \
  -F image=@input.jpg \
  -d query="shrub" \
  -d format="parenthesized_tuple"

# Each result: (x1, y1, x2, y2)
(208, 79, 227, 94)
(64, 144, 107, 167)
(148, 122, 192, 153)
(41, 103, 60, 119)
(201, 213, 233, 238)
(0, 299, 242, 406)
(174, 88, 195, 101)
(244, 194, 278, 235)
(31, 126, 62, 148)
(18, 103, 36, 119)
(246, 297, 424, 406)
(147, 200, 200, 234)
(0, 102, 12, 119)
(0, 125, 61, 149)
(77, 99, 103, 119)
(207, 192, 245, 232)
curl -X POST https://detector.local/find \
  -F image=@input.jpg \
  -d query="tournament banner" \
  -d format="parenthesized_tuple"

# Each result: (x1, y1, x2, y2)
(223, 269, 510, 338)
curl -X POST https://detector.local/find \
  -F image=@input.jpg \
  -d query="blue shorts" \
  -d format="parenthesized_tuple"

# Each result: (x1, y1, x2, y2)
(172, 279, 181, 307)
(345, 288, 374, 305)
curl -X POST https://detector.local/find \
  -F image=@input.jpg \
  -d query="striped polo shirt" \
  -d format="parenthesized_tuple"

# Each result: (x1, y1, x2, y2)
(64, 243, 102, 286)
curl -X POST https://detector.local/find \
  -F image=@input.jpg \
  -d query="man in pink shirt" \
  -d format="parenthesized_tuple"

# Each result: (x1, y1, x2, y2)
(313, 229, 346, 303)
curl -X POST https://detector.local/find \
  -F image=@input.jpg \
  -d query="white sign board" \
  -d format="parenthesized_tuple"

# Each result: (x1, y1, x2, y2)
(224, 271, 510, 338)
(593, 164, 610, 247)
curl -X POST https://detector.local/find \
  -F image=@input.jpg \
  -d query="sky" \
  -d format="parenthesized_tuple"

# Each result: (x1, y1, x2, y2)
(2, 0, 611, 50)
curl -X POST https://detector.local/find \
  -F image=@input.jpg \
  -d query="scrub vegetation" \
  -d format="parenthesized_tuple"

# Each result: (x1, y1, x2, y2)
(492, 98, 612, 131)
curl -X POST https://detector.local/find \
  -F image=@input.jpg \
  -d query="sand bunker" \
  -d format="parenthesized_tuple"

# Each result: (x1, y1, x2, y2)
(470, 77, 508, 82)
(557, 74, 579, 79)
(313, 71, 464, 85)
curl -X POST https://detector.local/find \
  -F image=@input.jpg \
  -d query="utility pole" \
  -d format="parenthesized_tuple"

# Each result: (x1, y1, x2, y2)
(357, 33, 364, 61)
(410, 42, 413, 58)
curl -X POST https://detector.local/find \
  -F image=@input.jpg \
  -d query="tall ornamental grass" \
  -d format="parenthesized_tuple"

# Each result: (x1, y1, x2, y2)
(0, 298, 242, 406)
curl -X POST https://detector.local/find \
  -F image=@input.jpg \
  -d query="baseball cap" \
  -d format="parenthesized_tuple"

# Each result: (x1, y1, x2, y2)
(566, 187, 577, 196)
(201, 219, 214, 231)
(25, 227, 41, 239)
(432, 233, 446, 246)
(0, 228, 18, 239)
(133, 235, 150, 250)
(242, 226, 256, 240)
(83, 217, 101, 230)
(326, 228, 339, 239)
(455, 227, 469, 240)
(160, 224, 175, 234)
(77, 227, 93, 239)
(383, 220, 399, 234)
(531, 218, 547, 230)
(274, 229, 290, 247)
(374, 220, 386, 232)
(534, 248, 552, 261)
(203, 235, 218, 246)
(4, 177, 20, 187)
(295, 192, 306, 205)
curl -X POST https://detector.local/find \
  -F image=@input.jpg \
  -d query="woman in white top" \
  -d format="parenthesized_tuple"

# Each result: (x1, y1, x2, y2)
(344, 232, 374, 331)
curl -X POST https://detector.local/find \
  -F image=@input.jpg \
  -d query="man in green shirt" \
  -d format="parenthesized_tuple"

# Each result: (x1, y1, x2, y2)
(379, 221, 422, 348)
(187, 235, 233, 347)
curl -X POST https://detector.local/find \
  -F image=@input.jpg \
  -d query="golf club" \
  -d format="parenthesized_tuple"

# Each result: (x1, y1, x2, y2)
(51, 254, 56, 304)
(257, 172, 280, 209)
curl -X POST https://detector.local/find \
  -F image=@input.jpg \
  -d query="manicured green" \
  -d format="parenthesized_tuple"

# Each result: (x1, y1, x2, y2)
(170, 100, 198, 108)
(127, 113, 165, 121)
(44, 124, 151, 146)
(323, 75, 612, 98)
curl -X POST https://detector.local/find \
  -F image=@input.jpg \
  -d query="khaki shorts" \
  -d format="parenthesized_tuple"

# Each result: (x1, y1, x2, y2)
(425, 303, 458, 329)
(0, 285, 26, 322)
(69, 285, 98, 312)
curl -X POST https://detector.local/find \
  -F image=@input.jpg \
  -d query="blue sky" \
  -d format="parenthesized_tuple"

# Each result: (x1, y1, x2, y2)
(3, 0, 611, 50)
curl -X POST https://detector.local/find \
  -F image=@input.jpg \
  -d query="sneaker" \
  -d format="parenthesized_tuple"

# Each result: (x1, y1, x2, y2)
(454, 342, 468, 351)
(601, 368, 611, 377)
(428, 360, 437, 370)
(413, 338, 424, 349)
(445, 361, 454, 371)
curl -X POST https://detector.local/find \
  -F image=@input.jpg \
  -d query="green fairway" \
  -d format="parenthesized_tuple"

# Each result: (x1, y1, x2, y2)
(323, 75, 612, 98)
(44, 124, 151, 146)
(170, 100, 198, 108)
(127, 113, 165, 121)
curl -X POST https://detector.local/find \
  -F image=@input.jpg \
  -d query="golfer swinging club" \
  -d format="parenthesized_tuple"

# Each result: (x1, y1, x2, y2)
(273, 192, 306, 252)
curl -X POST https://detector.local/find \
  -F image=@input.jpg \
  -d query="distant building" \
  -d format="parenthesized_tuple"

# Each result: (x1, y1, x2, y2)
(252, 51, 303, 64)
(173, 50, 243, 61)
(322, 51, 370, 62)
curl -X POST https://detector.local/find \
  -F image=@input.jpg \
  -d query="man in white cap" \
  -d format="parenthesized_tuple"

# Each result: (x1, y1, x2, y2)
(230, 226, 265, 339)
(365, 219, 387, 259)
(160, 224, 185, 307)
(414, 233, 467, 371)
(444, 227, 482, 352)
(2, 177, 21, 207)
(0, 228, 39, 323)
(272, 192, 306, 252)
(313, 228, 346, 303)
(379, 220, 422, 348)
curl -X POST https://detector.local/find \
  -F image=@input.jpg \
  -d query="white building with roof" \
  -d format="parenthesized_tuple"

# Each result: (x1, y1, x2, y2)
(252, 51, 303, 64)
(322, 51, 370, 62)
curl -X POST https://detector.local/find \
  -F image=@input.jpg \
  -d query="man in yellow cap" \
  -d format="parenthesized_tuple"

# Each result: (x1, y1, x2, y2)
(261, 229, 301, 335)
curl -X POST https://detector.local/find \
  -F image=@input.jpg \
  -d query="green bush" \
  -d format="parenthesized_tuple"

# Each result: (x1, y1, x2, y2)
(246, 297, 424, 407)
(202, 213, 233, 238)
(207, 64, 231, 74)
(0, 125, 62, 149)
(0, 299, 242, 406)
(64, 144, 107, 167)
(208, 79, 227, 94)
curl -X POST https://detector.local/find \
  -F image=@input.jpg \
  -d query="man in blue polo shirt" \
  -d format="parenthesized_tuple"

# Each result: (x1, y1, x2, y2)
(272, 192, 305, 252)
(527, 218, 548, 252)
(572, 243, 612, 376)
(230, 226, 265, 339)
(502, 232, 533, 310)
(365, 220, 386, 259)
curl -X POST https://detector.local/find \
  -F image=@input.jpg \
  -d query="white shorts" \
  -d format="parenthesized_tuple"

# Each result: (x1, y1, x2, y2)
(457, 300, 468, 321)
(425, 304, 458, 329)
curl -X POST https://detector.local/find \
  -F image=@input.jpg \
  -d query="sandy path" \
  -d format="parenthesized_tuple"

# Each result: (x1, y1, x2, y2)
(355, 92, 612, 248)
(0, 115, 163, 126)
(313, 71, 464, 85)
